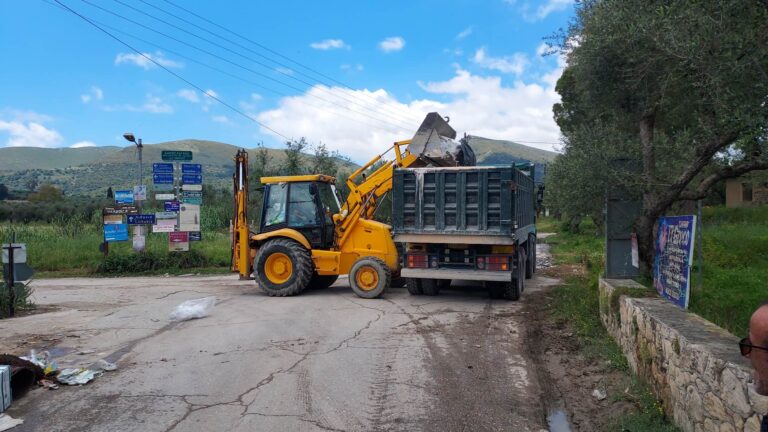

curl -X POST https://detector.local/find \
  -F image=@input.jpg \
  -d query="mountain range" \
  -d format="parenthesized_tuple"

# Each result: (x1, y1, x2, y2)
(0, 137, 557, 196)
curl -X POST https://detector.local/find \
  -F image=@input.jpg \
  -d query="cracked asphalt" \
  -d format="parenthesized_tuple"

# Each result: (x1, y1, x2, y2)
(2, 254, 559, 432)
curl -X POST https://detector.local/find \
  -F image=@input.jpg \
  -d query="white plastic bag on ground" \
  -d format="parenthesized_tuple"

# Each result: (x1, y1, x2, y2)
(169, 297, 216, 322)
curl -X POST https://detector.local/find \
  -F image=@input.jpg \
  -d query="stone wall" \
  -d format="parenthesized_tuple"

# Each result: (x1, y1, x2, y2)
(599, 278, 768, 432)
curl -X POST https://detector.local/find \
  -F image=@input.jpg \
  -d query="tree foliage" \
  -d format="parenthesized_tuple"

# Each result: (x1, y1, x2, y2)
(28, 183, 64, 202)
(0, 184, 8, 201)
(548, 0, 768, 266)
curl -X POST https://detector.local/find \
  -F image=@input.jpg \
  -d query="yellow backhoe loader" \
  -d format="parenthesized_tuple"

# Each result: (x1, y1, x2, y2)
(230, 113, 473, 298)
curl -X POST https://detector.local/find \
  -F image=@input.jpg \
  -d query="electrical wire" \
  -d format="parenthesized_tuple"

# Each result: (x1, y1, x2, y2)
(99, 0, 418, 130)
(156, 0, 421, 124)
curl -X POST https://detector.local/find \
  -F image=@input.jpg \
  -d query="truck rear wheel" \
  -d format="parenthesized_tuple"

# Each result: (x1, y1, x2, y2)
(405, 278, 423, 295)
(349, 257, 391, 299)
(309, 273, 338, 290)
(526, 234, 536, 279)
(421, 279, 440, 296)
(254, 238, 313, 296)
(505, 248, 526, 301)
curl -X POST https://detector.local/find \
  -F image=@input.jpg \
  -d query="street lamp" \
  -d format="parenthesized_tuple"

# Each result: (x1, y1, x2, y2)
(123, 132, 143, 205)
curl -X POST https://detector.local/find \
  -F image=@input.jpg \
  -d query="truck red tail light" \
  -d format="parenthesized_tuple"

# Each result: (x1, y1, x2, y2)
(477, 255, 511, 271)
(406, 254, 429, 269)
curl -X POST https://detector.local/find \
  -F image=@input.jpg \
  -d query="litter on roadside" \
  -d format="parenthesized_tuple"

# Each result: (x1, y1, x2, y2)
(38, 379, 58, 390)
(93, 360, 117, 372)
(169, 296, 216, 322)
(0, 414, 23, 431)
(56, 368, 102, 386)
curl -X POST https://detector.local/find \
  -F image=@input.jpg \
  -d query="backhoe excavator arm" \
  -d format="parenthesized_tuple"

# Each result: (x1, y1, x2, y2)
(231, 149, 253, 279)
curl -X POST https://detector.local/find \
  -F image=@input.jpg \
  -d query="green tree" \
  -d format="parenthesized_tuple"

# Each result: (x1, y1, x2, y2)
(282, 138, 307, 176)
(106, 186, 113, 199)
(311, 142, 338, 176)
(28, 183, 64, 202)
(0, 184, 8, 201)
(551, 0, 768, 267)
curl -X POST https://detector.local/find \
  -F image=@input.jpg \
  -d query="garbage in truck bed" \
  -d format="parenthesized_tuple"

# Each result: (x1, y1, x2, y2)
(407, 112, 476, 167)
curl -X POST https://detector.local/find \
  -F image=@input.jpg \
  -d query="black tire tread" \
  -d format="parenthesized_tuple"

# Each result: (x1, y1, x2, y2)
(406, 278, 422, 295)
(349, 257, 391, 299)
(254, 238, 313, 297)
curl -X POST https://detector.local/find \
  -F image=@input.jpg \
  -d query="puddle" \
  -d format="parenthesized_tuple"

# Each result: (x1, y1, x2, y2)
(547, 408, 572, 432)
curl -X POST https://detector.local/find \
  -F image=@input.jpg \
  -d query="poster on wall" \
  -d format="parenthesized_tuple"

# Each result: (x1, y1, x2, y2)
(653, 215, 696, 309)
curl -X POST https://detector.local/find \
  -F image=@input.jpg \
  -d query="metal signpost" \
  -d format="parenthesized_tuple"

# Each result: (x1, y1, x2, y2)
(2, 234, 33, 317)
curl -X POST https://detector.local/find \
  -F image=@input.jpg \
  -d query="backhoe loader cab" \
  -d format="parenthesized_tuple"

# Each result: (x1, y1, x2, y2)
(258, 175, 341, 250)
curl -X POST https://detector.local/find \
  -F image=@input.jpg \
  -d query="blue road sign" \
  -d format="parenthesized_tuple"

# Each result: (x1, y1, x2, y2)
(189, 231, 202, 242)
(104, 224, 129, 242)
(182, 164, 202, 174)
(114, 190, 134, 204)
(153, 173, 174, 184)
(127, 214, 156, 225)
(153, 163, 174, 173)
(164, 201, 181, 212)
(182, 174, 203, 185)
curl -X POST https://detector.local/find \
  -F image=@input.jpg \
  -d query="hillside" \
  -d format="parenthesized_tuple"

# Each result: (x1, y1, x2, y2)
(467, 136, 557, 165)
(0, 139, 356, 196)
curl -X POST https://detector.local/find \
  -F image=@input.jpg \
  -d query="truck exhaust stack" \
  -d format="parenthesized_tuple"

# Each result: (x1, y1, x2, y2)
(407, 112, 476, 167)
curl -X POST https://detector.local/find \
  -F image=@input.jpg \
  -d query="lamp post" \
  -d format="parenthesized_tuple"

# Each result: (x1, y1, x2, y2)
(123, 132, 145, 252)
(123, 132, 143, 210)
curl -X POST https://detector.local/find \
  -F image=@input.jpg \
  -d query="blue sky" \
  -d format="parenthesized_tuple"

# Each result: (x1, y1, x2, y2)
(0, 0, 574, 162)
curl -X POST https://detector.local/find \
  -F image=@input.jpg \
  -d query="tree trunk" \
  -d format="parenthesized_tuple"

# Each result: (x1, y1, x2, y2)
(635, 213, 657, 272)
(569, 214, 582, 233)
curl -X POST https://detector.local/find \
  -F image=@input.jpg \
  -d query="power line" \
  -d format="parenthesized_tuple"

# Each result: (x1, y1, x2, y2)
(76, 0, 412, 132)
(51, 0, 295, 142)
(157, 0, 421, 124)
(100, 0, 417, 131)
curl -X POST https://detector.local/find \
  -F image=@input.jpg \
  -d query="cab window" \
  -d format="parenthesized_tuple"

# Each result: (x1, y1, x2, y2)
(288, 183, 319, 227)
(317, 183, 340, 224)
(264, 183, 287, 226)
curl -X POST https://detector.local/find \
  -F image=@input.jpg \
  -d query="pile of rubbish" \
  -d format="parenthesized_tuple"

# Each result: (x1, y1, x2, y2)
(7, 350, 118, 390)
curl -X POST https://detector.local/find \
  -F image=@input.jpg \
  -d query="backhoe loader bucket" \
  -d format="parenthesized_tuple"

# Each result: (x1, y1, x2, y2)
(407, 112, 476, 167)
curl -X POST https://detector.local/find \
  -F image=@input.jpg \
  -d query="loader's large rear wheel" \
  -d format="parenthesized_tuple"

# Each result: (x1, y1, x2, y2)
(254, 238, 312, 296)
(349, 257, 390, 299)
(309, 273, 338, 290)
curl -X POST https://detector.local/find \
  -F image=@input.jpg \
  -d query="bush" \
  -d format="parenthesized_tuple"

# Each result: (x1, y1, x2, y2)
(0, 281, 34, 318)
(95, 249, 210, 274)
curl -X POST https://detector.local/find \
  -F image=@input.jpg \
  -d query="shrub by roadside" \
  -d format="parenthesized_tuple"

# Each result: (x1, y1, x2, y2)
(0, 280, 34, 318)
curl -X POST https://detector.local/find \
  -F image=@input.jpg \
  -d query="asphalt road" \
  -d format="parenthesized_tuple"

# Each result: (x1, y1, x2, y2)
(3, 258, 559, 431)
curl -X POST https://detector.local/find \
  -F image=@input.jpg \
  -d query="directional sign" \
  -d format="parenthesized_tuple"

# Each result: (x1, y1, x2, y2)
(127, 214, 156, 225)
(152, 224, 175, 233)
(181, 164, 202, 174)
(153, 163, 174, 173)
(189, 231, 202, 242)
(155, 211, 178, 219)
(181, 191, 202, 205)
(164, 201, 181, 212)
(162, 150, 193, 161)
(103, 205, 139, 215)
(153, 173, 174, 184)
(3, 263, 34, 282)
(154, 184, 174, 192)
(182, 174, 203, 185)
(115, 190, 134, 204)
(155, 193, 176, 201)
(182, 184, 203, 191)
(104, 224, 129, 242)
(1, 244, 26, 264)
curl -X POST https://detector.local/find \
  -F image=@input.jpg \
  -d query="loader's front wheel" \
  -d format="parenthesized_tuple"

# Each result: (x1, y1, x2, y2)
(254, 238, 312, 296)
(349, 257, 390, 299)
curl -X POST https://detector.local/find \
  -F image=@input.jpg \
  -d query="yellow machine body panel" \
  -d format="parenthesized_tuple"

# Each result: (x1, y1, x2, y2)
(260, 174, 336, 184)
(252, 228, 312, 250)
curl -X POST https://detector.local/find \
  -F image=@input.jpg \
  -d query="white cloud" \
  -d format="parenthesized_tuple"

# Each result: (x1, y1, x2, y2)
(310, 39, 349, 50)
(456, 27, 473, 40)
(472, 47, 528, 75)
(115, 51, 184, 70)
(340, 64, 364, 72)
(71, 141, 97, 148)
(201, 89, 218, 112)
(143, 95, 173, 114)
(212, 115, 233, 125)
(0, 114, 64, 148)
(379, 36, 405, 53)
(256, 66, 563, 162)
(177, 89, 199, 103)
(522, 0, 573, 21)
(80, 86, 104, 104)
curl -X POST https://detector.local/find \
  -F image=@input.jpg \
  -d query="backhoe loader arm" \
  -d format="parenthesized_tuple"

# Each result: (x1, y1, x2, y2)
(231, 149, 253, 279)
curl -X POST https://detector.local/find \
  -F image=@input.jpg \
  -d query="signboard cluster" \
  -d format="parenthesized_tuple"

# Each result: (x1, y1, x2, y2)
(101, 150, 203, 254)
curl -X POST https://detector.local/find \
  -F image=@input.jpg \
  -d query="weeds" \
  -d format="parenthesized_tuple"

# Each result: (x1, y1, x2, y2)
(0, 280, 35, 318)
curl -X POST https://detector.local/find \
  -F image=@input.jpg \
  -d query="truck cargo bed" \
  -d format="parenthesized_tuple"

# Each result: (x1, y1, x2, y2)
(391, 165, 535, 241)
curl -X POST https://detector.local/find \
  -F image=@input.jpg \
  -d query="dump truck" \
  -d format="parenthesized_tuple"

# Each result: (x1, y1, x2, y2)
(230, 113, 473, 299)
(392, 159, 539, 300)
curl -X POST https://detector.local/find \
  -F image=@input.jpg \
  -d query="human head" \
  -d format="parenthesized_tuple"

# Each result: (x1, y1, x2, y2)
(748, 304, 768, 395)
